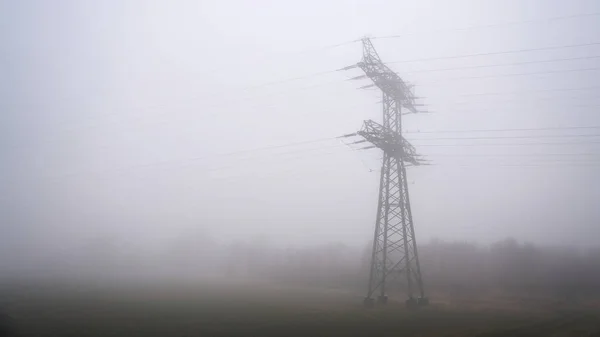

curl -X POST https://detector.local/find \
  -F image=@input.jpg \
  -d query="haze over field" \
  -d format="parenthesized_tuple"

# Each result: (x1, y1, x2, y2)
(3, 1, 600, 336)
(2, 0, 600, 282)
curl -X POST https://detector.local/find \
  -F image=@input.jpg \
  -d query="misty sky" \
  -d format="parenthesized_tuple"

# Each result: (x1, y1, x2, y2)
(2, 0, 600, 266)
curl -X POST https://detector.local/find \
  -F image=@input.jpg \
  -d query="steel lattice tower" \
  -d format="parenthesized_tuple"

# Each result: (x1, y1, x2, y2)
(340, 38, 428, 307)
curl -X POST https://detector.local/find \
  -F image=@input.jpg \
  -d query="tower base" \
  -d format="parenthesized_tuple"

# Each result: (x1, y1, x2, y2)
(406, 297, 430, 309)
(363, 297, 375, 308)
(405, 297, 418, 309)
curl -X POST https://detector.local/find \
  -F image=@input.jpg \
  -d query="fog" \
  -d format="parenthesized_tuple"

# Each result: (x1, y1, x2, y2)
(2, 0, 600, 288)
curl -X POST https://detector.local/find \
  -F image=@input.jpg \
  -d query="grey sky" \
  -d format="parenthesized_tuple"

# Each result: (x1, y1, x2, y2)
(2, 0, 600, 267)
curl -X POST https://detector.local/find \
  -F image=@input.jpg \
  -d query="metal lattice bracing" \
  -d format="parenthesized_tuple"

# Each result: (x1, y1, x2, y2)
(340, 37, 428, 306)
(367, 152, 425, 302)
(356, 39, 419, 115)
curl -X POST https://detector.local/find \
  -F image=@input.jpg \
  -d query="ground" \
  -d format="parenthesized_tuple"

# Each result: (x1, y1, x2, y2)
(1, 280, 599, 337)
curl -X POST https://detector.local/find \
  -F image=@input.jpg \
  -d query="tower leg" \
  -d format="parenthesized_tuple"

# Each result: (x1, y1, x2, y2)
(380, 155, 391, 304)
(400, 162, 428, 305)
(365, 154, 387, 306)
(398, 161, 429, 307)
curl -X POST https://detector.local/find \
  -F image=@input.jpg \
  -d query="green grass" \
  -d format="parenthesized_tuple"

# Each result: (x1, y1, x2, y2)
(1, 280, 599, 337)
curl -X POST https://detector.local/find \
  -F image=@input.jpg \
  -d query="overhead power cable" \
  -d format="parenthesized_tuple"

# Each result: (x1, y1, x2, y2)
(404, 125, 600, 134)
(443, 100, 600, 111)
(448, 93, 599, 105)
(417, 163, 600, 169)
(55, 78, 346, 137)
(414, 141, 600, 147)
(448, 66, 600, 81)
(425, 153, 600, 158)
(240, 51, 600, 95)
(157, 137, 338, 161)
(242, 70, 339, 90)
(196, 12, 600, 92)
(386, 41, 600, 64)
(79, 137, 337, 175)
(406, 134, 600, 141)
(240, 44, 600, 97)
(39, 138, 600, 182)
(404, 66, 600, 87)
(402, 55, 600, 75)
(282, 39, 359, 56)
(374, 12, 600, 40)
(41, 137, 346, 182)
(27, 49, 600, 151)
(69, 49, 600, 134)
(457, 85, 600, 97)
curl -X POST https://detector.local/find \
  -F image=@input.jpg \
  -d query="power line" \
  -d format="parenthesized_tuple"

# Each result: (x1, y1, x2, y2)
(155, 137, 338, 161)
(414, 141, 600, 147)
(282, 39, 359, 56)
(41, 137, 341, 181)
(241, 69, 339, 90)
(374, 12, 600, 40)
(230, 51, 600, 96)
(29, 130, 600, 176)
(17, 81, 367, 155)
(163, 146, 350, 180)
(40, 148, 356, 184)
(447, 95, 599, 108)
(459, 85, 600, 97)
(248, 51, 600, 95)
(406, 134, 600, 141)
(208, 40, 359, 93)
(426, 158, 600, 163)
(102, 11, 599, 98)
(234, 45, 600, 98)
(52, 125, 600, 160)
(438, 104, 600, 115)
(52, 51, 600, 138)
(23, 51, 600, 155)
(440, 99, 600, 110)
(216, 160, 600, 181)
(282, 13, 600, 79)
(402, 55, 600, 75)
(425, 153, 600, 157)
(419, 163, 600, 168)
(238, 38, 599, 93)
(158, 41, 360, 98)
(386, 41, 600, 64)
(428, 94, 600, 113)
(38, 138, 600, 182)
(404, 125, 600, 134)
(189, 15, 600, 93)
(55, 42, 600, 135)
(32, 121, 600, 160)
(56, 78, 346, 137)
(448, 66, 600, 81)
(421, 157, 600, 164)
(407, 66, 600, 86)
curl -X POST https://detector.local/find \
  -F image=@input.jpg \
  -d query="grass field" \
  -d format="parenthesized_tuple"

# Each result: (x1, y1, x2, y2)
(1, 280, 599, 337)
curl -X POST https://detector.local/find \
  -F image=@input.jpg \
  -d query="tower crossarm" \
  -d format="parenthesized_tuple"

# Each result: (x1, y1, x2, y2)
(357, 120, 421, 165)
(357, 38, 418, 114)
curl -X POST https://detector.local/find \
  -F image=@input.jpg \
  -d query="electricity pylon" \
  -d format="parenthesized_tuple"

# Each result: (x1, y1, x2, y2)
(340, 37, 428, 308)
